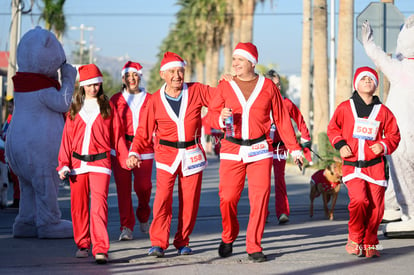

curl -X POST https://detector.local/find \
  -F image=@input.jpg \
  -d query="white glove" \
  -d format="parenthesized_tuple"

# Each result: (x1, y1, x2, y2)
(362, 20, 374, 45)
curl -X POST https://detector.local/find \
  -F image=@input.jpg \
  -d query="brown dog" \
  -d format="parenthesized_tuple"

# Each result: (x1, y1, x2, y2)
(309, 159, 343, 220)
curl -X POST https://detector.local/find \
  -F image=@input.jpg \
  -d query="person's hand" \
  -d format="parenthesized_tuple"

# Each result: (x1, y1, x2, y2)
(58, 170, 68, 180)
(295, 155, 304, 170)
(362, 20, 374, 45)
(221, 107, 232, 121)
(370, 143, 384, 155)
(219, 73, 233, 82)
(126, 155, 141, 169)
(291, 150, 304, 170)
(339, 145, 353, 158)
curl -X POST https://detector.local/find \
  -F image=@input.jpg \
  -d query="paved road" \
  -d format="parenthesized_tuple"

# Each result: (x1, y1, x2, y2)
(1, 156, 414, 274)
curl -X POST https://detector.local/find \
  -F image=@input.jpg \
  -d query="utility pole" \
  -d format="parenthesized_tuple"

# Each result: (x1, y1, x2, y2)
(70, 24, 94, 64)
(329, 0, 335, 118)
(6, 0, 22, 99)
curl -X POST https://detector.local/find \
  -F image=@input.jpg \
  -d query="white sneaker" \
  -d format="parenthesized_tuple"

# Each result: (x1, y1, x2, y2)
(140, 222, 150, 234)
(76, 248, 89, 258)
(119, 226, 133, 241)
(278, 214, 289, 224)
(95, 253, 108, 264)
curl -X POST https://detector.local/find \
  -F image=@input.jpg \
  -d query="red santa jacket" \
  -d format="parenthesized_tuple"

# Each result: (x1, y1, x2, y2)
(208, 75, 301, 163)
(129, 82, 215, 176)
(110, 89, 154, 159)
(327, 98, 400, 186)
(272, 97, 311, 161)
(57, 100, 129, 175)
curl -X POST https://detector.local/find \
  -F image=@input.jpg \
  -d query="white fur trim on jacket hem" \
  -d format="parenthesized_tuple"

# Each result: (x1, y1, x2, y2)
(71, 166, 112, 176)
(343, 171, 387, 187)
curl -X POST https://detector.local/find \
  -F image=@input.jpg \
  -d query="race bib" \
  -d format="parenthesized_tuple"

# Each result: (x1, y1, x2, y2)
(246, 140, 269, 158)
(353, 118, 380, 140)
(182, 147, 206, 176)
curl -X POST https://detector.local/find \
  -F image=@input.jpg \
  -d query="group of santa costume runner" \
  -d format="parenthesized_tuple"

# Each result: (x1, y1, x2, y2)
(56, 42, 305, 261)
(57, 41, 402, 262)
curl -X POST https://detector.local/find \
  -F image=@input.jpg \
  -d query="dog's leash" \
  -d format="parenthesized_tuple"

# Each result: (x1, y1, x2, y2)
(309, 147, 324, 161)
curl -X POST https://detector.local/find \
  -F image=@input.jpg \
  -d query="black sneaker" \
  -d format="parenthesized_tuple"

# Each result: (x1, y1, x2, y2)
(248, 252, 267, 262)
(218, 241, 233, 258)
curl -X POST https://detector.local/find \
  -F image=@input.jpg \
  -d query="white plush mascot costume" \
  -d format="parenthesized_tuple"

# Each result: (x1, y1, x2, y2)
(362, 16, 414, 237)
(5, 27, 77, 238)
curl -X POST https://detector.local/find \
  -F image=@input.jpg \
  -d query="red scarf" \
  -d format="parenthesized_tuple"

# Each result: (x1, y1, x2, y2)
(12, 72, 61, 92)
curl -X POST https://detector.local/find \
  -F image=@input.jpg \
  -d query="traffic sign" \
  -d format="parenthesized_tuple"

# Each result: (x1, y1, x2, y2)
(356, 2, 405, 53)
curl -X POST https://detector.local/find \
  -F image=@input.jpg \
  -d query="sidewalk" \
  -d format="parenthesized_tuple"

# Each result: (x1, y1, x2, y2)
(1, 156, 414, 274)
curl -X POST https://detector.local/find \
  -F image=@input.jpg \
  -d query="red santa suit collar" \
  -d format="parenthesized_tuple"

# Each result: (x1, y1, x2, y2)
(12, 72, 61, 92)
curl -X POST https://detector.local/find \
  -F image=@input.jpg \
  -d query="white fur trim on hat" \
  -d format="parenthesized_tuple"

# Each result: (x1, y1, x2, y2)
(80, 76, 103, 86)
(160, 61, 186, 72)
(354, 71, 377, 90)
(121, 67, 142, 77)
(233, 49, 257, 65)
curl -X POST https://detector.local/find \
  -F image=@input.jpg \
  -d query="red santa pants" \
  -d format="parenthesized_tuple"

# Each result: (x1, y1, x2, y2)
(219, 157, 272, 254)
(70, 172, 110, 256)
(112, 157, 153, 231)
(346, 178, 385, 245)
(149, 166, 202, 250)
(272, 158, 290, 218)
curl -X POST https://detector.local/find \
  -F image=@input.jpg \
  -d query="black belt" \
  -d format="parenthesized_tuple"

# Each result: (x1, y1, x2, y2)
(272, 141, 285, 148)
(73, 152, 108, 162)
(226, 134, 266, 146)
(159, 139, 197, 149)
(344, 157, 382, 168)
(125, 134, 134, 142)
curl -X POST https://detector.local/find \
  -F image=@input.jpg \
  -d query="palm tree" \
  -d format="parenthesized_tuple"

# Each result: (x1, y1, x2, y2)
(240, 0, 256, 42)
(39, 0, 66, 41)
(335, 0, 354, 107)
(312, 0, 329, 147)
(300, 0, 312, 130)
(222, 1, 234, 73)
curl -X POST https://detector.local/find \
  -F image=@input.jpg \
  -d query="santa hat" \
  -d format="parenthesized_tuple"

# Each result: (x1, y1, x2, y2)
(353, 66, 378, 90)
(160, 52, 186, 71)
(121, 61, 143, 77)
(233, 42, 258, 65)
(78, 64, 103, 86)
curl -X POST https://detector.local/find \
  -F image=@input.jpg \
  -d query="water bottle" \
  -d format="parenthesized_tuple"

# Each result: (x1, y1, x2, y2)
(225, 109, 234, 138)
(269, 124, 276, 140)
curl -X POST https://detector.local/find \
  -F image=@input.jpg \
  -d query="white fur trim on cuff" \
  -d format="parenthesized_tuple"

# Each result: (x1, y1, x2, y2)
(128, 152, 140, 159)
(219, 115, 225, 128)
(290, 150, 303, 159)
(380, 141, 388, 155)
(58, 166, 71, 175)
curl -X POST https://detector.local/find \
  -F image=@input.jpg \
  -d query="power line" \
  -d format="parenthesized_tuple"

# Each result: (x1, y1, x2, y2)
(1, 10, 414, 17)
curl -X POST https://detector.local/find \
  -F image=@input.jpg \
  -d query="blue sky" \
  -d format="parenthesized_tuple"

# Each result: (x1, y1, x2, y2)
(1, 0, 414, 76)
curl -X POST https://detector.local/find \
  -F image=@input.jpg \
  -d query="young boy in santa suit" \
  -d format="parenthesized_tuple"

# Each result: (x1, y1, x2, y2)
(57, 64, 129, 264)
(327, 66, 401, 258)
(110, 61, 154, 241)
